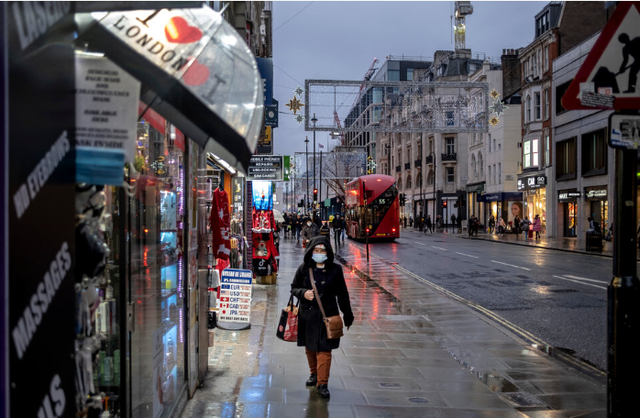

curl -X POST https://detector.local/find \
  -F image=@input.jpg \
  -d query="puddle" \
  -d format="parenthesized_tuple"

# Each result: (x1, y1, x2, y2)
(378, 382, 402, 388)
(408, 397, 429, 403)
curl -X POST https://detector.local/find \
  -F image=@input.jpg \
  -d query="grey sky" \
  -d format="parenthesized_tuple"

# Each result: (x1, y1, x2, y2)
(271, 1, 551, 156)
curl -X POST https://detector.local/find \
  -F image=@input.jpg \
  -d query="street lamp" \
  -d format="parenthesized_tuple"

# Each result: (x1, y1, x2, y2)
(385, 142, 391, 176)
(427, 151, 437, 228)
(311, 113, 318, 216)
(305, 136, 310, 214)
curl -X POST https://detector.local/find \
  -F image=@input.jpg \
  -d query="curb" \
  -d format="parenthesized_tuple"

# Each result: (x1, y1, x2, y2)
(335, 244, 607, 385)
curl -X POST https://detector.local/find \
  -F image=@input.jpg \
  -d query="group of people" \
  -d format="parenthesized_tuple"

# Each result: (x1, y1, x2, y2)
(281, 213, 347, 247)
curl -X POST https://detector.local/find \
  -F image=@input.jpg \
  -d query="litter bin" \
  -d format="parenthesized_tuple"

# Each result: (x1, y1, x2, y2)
(586, 231, 603, 251)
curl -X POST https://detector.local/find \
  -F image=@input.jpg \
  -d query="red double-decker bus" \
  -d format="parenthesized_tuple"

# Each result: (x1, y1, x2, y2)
(345, 174, 400, 240)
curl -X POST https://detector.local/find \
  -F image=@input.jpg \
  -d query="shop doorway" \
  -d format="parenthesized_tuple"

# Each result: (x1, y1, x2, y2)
(590, 200, 608, 232)
(564, 202, 578, 237)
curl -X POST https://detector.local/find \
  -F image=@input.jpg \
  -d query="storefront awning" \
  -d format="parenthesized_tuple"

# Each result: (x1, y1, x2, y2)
(76, 6, 263, 173)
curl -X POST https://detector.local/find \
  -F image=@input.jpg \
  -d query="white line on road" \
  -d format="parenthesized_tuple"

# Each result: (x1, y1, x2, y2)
(563, 275, 607, 284)
(456, 252, 479, 259)
(491, 260, 531, 271)
(432, 246, 448, 251)
(414, 242, 427, 246)
(553, 275, 606, 290)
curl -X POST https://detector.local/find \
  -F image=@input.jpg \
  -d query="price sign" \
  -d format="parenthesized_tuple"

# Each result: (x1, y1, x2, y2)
(218, 269, 252, 324)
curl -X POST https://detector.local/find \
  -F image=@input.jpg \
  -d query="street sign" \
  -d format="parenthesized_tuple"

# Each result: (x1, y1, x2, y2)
(609, 113, 640, 149)
(563, 2, 640, 110)
(218, 269, 252, 324)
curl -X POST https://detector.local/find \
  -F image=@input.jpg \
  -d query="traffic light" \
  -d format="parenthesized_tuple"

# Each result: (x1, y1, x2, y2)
(313, 188, 318, 202)
(442, 201, 448, 208)
(399, 193, 405, 206)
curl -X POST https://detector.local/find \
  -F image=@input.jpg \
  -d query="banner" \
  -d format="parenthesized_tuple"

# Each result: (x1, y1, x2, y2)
(252, 180, 273, 211)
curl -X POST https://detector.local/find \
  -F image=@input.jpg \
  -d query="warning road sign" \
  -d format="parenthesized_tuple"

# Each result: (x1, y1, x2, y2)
(563, 2, 640, 110)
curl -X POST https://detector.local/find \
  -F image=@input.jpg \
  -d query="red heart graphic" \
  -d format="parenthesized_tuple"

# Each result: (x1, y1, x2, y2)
(165, 17, 203, 44)
(182, 59, 209, 86)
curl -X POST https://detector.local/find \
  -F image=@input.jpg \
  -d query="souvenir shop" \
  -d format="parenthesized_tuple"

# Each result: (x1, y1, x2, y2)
(3, 5, 262, 418)
(251, 181, 280, 284)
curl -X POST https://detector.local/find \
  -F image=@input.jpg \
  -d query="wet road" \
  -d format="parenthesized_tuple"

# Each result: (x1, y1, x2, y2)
(344, 229, 616, 371)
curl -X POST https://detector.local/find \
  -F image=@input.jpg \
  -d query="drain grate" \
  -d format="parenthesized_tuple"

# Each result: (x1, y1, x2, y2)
(499, 392, 547, 409)
(378, 382, 401, 388)
(408, 397, 429, 404)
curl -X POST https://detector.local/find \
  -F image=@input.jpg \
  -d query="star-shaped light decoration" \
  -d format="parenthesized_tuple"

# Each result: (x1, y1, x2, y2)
(489, 89, 500, 100)
(285, 95, 304, 115)
(294, 86, 304, 97)
(489, 98, 508, 118)
(295, 114, 304, 124)
(489, 115, 500, 126)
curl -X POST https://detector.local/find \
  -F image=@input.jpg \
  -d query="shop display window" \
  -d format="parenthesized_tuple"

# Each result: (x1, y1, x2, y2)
(129, 120, 186, 418)
(565, 202, 578, 237)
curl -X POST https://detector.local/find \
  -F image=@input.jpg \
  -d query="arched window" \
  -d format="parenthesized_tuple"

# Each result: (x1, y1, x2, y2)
(397, 176, 403, 190)
(416, 171, 422, 188)
(406, 174, 412, 189)
(471, 154, 477, 178)
(427, 169, 434, 185)
(526, 94, 531, 122)
(477, 152, 484, 177)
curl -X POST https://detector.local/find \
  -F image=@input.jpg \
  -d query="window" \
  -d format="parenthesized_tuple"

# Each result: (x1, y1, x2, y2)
(526, 95, 531, 122)
(471, 154, 477, 178)
(488, 165, 492, 185)
(544, 130, 550, 167)
(488, 133, 492, 151)
(544, 45, 549, 71)
(397, 177, 403, 190)
(446, 167, 455, 183)
(445, 137, 455, 154)
(416, 172, 422, 188)
(493, 137, 496, 153)
(406, 174, 412, 189)
(533, 53, 537, 77)
(427, 170, 434, 185)
(478, 153, 483, 177)
(493, 164, 497, 184)
(407, 68, 414, 81)
(556, 81, 571, 115)
(532, 139, 539, 166)
(544, 89, 550, 120)
(582, 128, 607, 176)
(445, 111, 455, 126)
(535, 92, 541, 120)
(556, 138, 577, 180)
(498, 163, 502, 184)
(498, 142, 502, 151)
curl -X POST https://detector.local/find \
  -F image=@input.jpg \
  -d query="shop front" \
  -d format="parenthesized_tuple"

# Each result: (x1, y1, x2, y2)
(585, 186, 608, 233)
(559, 190, 581, 237)
(478, 192, 523, 232)
(4, 4, 263, 418)
(466, 182, 485, 225)
(518, 174, 547, 235)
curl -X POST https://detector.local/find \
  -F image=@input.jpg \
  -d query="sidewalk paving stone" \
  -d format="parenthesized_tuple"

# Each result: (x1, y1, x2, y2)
(180, 237, 606, 418)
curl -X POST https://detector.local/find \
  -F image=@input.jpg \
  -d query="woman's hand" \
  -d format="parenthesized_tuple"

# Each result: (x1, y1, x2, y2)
(304, 289, 315, 301)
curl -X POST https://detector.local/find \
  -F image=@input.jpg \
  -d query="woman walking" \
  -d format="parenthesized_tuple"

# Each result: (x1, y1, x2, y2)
(521, 216, 532, 240)
(291, 236, 354, 399)
(532, 215, 542, 239)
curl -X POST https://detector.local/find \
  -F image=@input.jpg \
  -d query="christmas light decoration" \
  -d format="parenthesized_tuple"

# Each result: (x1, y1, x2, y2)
(294, 86, 304, 97)
(285, 95, 304, 115)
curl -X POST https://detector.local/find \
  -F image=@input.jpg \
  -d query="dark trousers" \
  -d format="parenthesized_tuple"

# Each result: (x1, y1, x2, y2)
(306, 349, 332, 385)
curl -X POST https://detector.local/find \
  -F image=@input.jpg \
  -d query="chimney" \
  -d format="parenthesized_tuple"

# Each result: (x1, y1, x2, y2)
(501, 49, 521, 99)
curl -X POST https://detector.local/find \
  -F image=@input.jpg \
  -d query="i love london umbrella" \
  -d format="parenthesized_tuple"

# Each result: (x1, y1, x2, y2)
(75, 6, 264, 173)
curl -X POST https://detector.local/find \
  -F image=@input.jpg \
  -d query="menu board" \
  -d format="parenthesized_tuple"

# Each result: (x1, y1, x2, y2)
(218, 269, 252, 324)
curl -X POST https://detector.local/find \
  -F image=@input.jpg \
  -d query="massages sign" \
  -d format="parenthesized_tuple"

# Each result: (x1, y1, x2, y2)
(3, 2, 77, 417)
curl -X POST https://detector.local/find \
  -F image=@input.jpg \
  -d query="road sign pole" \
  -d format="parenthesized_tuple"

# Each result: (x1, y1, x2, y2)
(362, 181, 369, 262)
(608, 147, 640, 417)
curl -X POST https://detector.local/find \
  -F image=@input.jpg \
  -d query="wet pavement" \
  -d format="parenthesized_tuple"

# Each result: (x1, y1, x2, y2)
(181, 237, 606, 418)
(402, 226, 640, 260)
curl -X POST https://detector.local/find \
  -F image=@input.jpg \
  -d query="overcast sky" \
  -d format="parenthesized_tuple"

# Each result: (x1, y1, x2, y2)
(271, 1, 552, 156)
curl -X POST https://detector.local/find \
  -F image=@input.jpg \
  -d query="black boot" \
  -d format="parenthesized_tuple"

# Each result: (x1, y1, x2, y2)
(305, 374, 317, 387)
(317, 384, 330, 398)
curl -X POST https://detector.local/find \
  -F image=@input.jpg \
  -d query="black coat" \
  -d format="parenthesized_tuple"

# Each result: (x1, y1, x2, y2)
(291, 236, 354, 352)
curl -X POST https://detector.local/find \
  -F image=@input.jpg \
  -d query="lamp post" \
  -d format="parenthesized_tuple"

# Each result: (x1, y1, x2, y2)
(305, 136, 310, 214)
(311, 113, 318, 216)
(418, 136, 423, 221)
(428, 151, 437, 229)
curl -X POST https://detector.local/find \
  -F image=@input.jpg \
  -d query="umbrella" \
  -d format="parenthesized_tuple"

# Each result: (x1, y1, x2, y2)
(273, 209, 285, 223)
(75, 6, 263, 173)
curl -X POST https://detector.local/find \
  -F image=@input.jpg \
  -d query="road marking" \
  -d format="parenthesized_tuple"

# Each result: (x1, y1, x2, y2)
(414, 242, 427, 246)
(432, 246, 448, 251)
(456, 252, 479, 259)
(491, 260, 531, 271)
(553, 275, 607, 290)
(563, 275, 607, 284)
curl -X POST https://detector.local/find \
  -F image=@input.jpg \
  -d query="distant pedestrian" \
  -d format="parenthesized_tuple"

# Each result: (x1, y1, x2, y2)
(498, 217, 506, 236)
(418, 215, 424, 232)
(458, 216, 463, 233)
(409, 216, 413, 227)
(425, 215, 433, 234)
(302, 218, 320, 247)
(513, 215, 521, 235)
(404, 216, 407, 228)
(291, 237, 354, 399)
(450, 214, 457, 232)
(489, 216, 496, 234)
(532, 215, 542, 239)
(521, 216, 531, 240)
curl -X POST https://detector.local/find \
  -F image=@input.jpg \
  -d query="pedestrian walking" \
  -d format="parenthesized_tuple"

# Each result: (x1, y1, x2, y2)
(513, 215, 521, 236)
(320, 221, 330, 237)
(404, 216, 407, 228)
(498, 217, 506, 236)
(409, 216, 413, 227)
(521, 216, 531, 240)
(301, 217, 320, 247)
(425, 214, 432, 234)
(488, 216, 495, 234)
(295, 214, 304, 242)
(418, 215, 424, 232)
(331, 215, 343, 247)
(450, 214, 456, 233)
(290, 236, 354, 399)
(532, 215, 542, 239)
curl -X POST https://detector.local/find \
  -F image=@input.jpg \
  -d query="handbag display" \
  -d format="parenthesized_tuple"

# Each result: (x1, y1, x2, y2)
(309, 268, 344, 339)
(276, 295, 299, 342)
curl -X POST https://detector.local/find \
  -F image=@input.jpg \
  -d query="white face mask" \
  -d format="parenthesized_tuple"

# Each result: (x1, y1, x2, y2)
(307, 222, 312, 227)
(312, 253, 328, 263)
